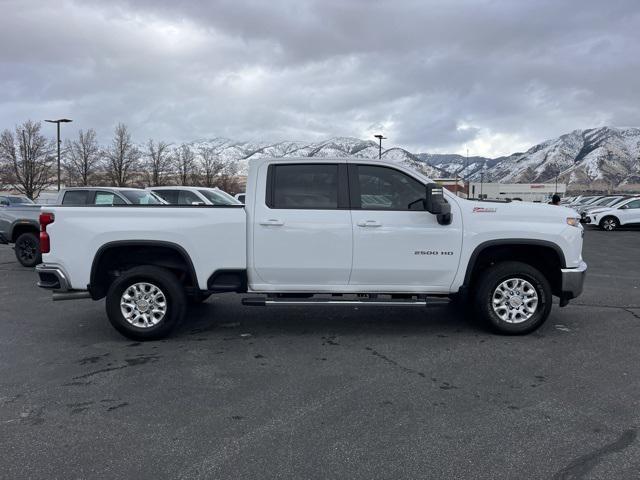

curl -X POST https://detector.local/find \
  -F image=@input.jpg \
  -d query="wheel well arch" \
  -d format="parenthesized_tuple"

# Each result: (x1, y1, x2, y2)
(89, 241, 198, 300)
(12, 223, 39, 242)
(463, 240, 565, 296)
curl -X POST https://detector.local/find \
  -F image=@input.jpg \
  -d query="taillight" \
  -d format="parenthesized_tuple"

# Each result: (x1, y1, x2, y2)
(39, 212, 54, 254)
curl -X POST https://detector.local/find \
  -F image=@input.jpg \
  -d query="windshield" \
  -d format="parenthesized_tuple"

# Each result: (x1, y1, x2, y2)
(8, 196, 35, 205)
(120, 190, 164, 205)
(198, 189, 239, 205)
(589, 197, 614, 207)
(599, 197, 623, 207)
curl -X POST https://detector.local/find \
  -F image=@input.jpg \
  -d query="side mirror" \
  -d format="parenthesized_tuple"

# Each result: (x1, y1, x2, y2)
(425, 184, 452, 225)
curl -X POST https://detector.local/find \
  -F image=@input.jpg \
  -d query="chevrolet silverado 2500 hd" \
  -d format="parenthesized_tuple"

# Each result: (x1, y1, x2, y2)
(36, 157, 587, 340)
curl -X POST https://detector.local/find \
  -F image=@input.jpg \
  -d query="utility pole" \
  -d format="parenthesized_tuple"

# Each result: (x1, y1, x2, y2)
(374, 134, 386, 159)
(465, 148, 469, 197)
(480, 170, 484, 199)
(45, 118, 73, 191)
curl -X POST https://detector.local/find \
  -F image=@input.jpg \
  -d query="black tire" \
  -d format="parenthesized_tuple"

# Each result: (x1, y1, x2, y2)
(105, 266, 186, 341)
(599, 216, 619, 231)
(14, 232, 41, 267)
(474, 261, 552, 335)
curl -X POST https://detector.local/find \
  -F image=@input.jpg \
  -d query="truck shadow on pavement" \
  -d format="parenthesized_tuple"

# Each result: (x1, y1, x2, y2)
(175, 298, 503, 341)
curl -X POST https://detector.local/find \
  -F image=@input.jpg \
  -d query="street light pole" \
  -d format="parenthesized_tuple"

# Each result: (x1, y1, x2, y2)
(465, 148, 469, 197)
(374, 134, 386, 159)
(45, 118, 73, 191)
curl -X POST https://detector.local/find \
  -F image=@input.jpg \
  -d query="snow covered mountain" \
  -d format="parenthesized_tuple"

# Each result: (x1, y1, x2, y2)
(182, 126, 640, 190)
(186, 137, 446, 178)
(481, 127, 640, 189)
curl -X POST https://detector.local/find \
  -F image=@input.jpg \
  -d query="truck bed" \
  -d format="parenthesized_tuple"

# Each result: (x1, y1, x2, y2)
(42, 205, 246, 290)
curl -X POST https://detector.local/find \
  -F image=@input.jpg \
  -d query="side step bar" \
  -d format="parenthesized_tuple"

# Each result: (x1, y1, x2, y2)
(242, 297, 429, 307)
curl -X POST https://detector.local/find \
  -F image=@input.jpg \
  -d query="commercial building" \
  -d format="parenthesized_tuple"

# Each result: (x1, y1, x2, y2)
(468, 182, 566, 202)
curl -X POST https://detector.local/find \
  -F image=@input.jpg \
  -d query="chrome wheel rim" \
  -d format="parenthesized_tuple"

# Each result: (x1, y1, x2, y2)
(120, 282, 167, 328)
(603, 219, 616, 230)
(492, 278, 538, 323)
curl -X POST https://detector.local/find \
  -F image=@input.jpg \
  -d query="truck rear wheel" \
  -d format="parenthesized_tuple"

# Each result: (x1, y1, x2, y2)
(474, 261, 552, 335)
(105, 266, 186, 341)
(14, 232, 41, 267)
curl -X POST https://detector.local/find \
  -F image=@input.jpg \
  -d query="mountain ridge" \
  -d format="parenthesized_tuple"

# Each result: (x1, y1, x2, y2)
(182, 126, 640, 190)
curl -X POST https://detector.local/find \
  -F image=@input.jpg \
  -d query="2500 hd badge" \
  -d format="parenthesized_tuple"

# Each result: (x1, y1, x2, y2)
(414, 250, 455, 255)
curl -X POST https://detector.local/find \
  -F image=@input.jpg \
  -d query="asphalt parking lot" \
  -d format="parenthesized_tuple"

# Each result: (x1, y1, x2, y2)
(1, 227, 639, 479)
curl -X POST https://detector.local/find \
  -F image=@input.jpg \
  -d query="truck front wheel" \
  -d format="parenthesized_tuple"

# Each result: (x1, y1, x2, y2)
(105, 266, 186, 341)
(474, 261, 552, 335)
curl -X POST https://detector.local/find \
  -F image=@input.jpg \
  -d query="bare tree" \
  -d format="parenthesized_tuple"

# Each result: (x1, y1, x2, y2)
(64, 129, 100, 186)
(175, 144, 196, 186)
(0, 120, 54, 199)
(215, 161, 242, 194)
(105, 123, 139, 187)
(198, 146, 225, 187)
(146, 139, 173, 186)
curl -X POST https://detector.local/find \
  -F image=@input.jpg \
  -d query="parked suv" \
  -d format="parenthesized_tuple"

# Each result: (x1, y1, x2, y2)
(148, 186, 240, 206)
(577, 195, 627, 221)
(57, 187, 165, 206)
(584, 197, 640, 231)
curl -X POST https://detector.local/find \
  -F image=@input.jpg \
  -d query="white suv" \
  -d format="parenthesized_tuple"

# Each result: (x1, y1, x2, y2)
(584, 197, 640, 231)
(148, 186, 240, 206)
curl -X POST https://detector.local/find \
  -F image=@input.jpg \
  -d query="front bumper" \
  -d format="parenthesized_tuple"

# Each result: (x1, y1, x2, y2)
(559, 260, 587, 304)
(36, 263, 71, 291)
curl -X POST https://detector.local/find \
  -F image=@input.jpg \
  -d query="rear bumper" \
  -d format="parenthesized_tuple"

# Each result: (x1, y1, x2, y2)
(36, 263, 71, 291)
(560, 260, 587, 302)
(0, 232, 8, 244)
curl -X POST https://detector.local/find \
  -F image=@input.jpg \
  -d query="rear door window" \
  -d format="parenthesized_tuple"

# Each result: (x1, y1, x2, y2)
(268, 164, 341, 209)
(178, 190, 202, 205)
(153, 190, 179, 204)
(62, 190, 89, 205)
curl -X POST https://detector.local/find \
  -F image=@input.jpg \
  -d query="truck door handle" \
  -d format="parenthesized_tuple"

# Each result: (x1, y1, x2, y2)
(259, 219, 284, 226)
(357, 220, 382, 227)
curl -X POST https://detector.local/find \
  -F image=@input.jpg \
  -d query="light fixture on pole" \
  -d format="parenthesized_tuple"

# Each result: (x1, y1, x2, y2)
(374, 134, 386, 159)
(45, 118, 73, 191)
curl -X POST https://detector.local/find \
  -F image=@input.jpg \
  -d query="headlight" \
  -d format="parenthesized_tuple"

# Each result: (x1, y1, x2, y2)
(566, 217, 581, 227)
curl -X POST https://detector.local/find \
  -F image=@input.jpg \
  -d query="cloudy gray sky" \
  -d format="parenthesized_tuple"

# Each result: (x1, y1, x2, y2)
(1, 0, 639, 157)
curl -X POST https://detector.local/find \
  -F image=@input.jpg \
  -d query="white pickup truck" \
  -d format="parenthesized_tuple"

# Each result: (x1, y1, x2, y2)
(36, 157, 587, 340)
